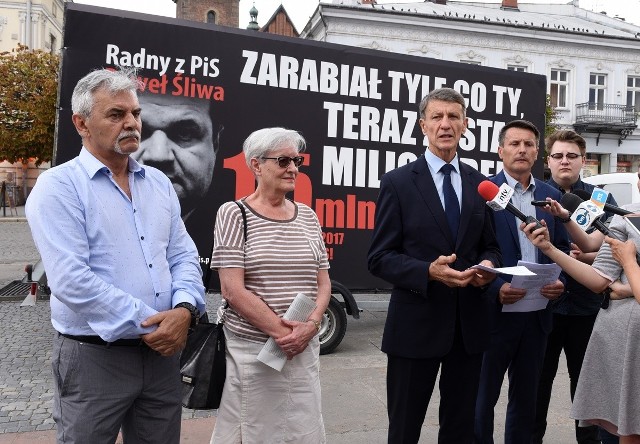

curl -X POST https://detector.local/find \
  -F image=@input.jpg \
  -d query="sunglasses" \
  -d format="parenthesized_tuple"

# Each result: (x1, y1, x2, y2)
(261, 156, 304, 168)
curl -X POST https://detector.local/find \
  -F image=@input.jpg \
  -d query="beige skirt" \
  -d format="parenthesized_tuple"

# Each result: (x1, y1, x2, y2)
(210, 327, 325, 444)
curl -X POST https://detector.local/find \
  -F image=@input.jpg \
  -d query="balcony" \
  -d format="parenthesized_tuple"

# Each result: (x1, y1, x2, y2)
(573, 102, 638, 146)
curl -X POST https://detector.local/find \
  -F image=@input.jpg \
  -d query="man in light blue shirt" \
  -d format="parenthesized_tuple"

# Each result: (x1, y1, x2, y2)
(26, 68, 206, 443)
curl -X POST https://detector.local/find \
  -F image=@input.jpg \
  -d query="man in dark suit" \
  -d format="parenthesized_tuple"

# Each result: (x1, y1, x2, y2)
(473, 120, 570, 444)
(368, 87, 502, 443)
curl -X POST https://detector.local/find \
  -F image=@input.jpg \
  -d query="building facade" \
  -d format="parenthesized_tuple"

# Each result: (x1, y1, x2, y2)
(300, 0, 640, 177)
(173, 0, 238, 28)
(0, 0, 66, 203)
(0, 0, 66, 53)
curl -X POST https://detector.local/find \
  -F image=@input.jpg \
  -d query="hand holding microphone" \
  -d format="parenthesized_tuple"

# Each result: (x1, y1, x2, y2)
(477, 180, 544, 231)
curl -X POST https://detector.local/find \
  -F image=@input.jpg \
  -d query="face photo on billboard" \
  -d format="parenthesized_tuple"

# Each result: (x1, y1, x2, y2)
(133, 92, 219, 223)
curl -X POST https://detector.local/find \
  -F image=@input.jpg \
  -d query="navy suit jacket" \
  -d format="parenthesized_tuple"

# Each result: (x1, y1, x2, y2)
(368, 155, 502, 359)
(485, 171, 571, 333)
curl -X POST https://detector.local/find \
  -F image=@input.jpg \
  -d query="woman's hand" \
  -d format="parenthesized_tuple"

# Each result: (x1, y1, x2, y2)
(605, 236, 637, 268)
(275, 319, 317, 360)
(520, 220, 553, 253)
(608, 279, 633, 300)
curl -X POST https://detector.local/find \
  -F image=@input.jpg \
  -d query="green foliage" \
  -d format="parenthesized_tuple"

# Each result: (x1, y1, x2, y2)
(0, 44, 59, 166)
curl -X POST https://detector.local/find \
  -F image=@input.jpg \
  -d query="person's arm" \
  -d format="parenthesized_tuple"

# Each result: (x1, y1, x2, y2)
(141, 185, 206, 356)
(520, 220, 610, 293)
(605, 236, 640, 304)
(277, 269, 332, 358)
(25, 168, 159, 342)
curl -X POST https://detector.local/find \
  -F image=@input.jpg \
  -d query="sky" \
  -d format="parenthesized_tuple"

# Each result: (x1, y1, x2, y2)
(73, 0, 640, 31)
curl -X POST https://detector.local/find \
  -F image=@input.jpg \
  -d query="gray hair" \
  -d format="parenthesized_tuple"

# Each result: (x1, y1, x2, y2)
(243, 127, 306, 168)
(419, 87, 466, 118)
(71, 67, 140, 119)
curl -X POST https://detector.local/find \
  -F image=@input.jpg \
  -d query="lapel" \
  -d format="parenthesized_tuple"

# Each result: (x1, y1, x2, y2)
(411, 155, 455, 248)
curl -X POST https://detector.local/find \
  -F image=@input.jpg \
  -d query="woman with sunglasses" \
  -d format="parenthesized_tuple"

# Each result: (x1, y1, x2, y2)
(209, 127, 330, 443)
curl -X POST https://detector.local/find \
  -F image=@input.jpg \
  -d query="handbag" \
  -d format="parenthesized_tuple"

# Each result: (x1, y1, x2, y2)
(179, 200, 247, 409)
(180, 316, 226, 410)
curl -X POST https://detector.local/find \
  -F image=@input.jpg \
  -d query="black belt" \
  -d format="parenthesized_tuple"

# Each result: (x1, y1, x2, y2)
(59, 333, 144, 347)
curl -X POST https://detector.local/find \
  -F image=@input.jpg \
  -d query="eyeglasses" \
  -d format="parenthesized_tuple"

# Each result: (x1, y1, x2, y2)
(261, 156, 304, 168)
(548, 153, 582, 161)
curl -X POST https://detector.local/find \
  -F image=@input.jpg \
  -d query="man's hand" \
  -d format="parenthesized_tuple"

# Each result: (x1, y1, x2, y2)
(498, 282, 526, 305)
(141, 308, 192, 356)
(469, 260, 497, 288)
(609, 279, 633, 300)
(541, 279, 564, 301)
(429, 254, 475, 288)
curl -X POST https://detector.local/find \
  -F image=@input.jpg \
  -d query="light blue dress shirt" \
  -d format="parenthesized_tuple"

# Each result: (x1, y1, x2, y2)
(424, 148, 462, 210)
(26, 148, 205, 341)
(502, 171, 537, 264)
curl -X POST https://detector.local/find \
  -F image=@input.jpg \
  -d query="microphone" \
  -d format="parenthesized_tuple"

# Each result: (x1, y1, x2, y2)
(573, 189, 632, 216)
(560, 193, 610, 236)
(477, 180, 543, 230)
(561, 192, 640, 264)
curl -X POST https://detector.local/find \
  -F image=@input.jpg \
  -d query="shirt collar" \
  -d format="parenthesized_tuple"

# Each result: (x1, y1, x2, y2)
(425, 148, 460, 174)
(78, 147, 145, 179)
(503, 169, 535, 192)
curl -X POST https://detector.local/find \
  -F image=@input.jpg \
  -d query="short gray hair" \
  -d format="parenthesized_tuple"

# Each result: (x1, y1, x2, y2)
(419, 87, 466, 118)
(71, 67, 140, 119)
(243, 127, 306, 168)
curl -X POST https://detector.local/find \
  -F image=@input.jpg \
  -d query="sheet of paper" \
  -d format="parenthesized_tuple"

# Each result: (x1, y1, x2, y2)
(257, 293, 317, 371)
(502, 261, 561, 313)
(470, 264, 537, 276)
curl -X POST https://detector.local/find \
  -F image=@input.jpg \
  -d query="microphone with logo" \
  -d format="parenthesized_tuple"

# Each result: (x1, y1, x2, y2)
(572, 189, 632, 217)
(560, 192, 640, 264)
(477, 180, 544, 231)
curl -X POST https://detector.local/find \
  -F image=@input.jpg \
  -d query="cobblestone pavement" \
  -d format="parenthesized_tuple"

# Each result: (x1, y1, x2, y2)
(0, 217, 219, 433)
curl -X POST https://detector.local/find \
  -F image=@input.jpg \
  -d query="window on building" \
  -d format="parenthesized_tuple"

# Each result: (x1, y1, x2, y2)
(627, 76, 640, 113)
(207, 11, 216, 23)
(589, 73, 607, 111)
(49, 34, 56, 54)
(52, 4, 57, 17)
(507, 65, 527, 72)
(549, 69, 569, 108)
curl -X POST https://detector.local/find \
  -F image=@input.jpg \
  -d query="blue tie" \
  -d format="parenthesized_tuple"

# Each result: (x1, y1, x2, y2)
(441, 164, 460, 241)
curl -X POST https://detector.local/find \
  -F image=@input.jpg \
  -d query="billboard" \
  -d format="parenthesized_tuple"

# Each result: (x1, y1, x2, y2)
(57, 4, 547, 289)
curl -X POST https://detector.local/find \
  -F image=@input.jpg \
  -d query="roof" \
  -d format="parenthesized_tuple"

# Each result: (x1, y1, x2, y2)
(324, 1, 640, 39)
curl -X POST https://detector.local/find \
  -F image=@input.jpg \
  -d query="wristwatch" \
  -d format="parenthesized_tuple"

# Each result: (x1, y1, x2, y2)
(175, 302, 200, 328)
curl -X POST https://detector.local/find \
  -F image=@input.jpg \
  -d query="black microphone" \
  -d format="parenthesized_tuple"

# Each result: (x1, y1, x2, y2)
(573, 189, 632, 216)
(477, 180, 543, 230)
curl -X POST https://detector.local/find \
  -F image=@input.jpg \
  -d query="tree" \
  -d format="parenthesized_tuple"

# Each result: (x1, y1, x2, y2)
(0, 44, 59, 166)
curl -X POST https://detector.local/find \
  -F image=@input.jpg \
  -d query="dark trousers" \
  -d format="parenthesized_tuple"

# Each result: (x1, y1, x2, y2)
(387, 320, 483, 444)
(532, 313, 618, 444)
(474, 312, 549, 444)
(52, 333, 182, 444)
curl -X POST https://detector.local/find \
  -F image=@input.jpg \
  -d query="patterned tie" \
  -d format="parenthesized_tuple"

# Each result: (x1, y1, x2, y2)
(440, 163, 460, 241)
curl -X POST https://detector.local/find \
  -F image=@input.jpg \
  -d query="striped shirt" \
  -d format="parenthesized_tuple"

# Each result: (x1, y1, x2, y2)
(211, 200, 329, 343)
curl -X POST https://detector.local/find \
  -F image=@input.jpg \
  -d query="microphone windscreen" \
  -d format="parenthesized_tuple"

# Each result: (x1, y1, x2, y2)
(560, 193, 584, 214)
(478, 180, 500, 201)
(573, 189, 592, 201)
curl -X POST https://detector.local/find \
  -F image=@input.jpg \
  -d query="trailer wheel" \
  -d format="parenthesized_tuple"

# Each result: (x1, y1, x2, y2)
(319, 296, 347, 355)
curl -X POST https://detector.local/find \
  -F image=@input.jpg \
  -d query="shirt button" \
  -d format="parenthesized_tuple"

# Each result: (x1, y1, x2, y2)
(140, 236, 144, 240)
(156, 293, 159, 297)
(149, 264, 152, 268)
